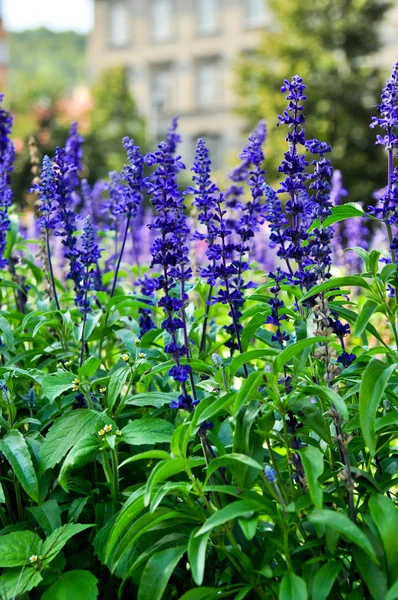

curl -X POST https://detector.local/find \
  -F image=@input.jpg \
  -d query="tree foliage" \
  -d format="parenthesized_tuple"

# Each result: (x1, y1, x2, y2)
(236, 0, 391, 203)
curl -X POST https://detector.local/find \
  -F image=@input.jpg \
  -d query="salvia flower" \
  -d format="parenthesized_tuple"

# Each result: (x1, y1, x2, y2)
(65, 122, 84, 189)
(0, 95, 14, 269)
(264, 465, 277, 483)
(276, 76, 310, 286)
(75, 216, 101, 312)
(165, 116, 182, 156)
(370, 62, 398, 229)
(304, 138, 334, 285)
(146, 140, 196, 410)
(33, 156, 58, 231)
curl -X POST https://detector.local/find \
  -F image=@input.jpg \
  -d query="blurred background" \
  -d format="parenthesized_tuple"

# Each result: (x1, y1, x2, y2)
(1, 0, 398, 209)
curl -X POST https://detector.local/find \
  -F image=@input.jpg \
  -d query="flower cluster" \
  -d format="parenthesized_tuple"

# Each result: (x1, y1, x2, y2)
(0, 95, 15, 269)
(75, 216, 102, 312)
(65, 122, 84, 189)
(370, 61, 398, 223)
(146, 140, 196, 410)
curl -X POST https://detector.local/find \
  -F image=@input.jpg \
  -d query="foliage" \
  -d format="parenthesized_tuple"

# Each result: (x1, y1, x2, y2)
(236, 0, 391, 205)
(0, 62, 398, 600)
(85, 66, 147, 182)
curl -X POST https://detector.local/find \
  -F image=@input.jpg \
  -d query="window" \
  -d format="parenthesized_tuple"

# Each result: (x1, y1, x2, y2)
(151, 65, 172, 112)
(246, 0, 267, 27)
(197, 0, 218, 35)
(109, 2, 130, 47)
(197, 61, 219, 109)
(152, 0, 172, 42)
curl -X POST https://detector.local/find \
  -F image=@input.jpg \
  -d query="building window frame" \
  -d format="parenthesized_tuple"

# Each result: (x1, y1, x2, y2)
(108, 0, 131, 49)
(196, 0, 220, 37)
(151, 0, 174, 44)
(246, 0, 267, 29)
(195, 57, 221, 111)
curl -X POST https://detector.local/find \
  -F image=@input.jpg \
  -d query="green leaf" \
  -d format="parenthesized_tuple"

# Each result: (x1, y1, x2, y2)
(354, 299, 378, 337)
(317, 203, 364, 227)
(386, 579, 398, 600)
(27, 499, 61, 536)
(121, 418, 174, 445)
(42, 524, 94, 563)
(0, 530, 41, 567)
(68, 497, 89, 523)
(279, 571, 308, 600)
(41, 570, 99, 600)
(179, 589, 218, 600)
(298, 384, 348, 420)
(354, 547, 388, 600)
(300, 276, 371, 304)
(206, 453, 263, 480)
(125, 392, 176, 408)
(0, 429, 39, 502)
(0, 567, 43, 597)
(188, 527, 211, 586)
(39, 410, 99, 473)
(241, 311, 270, 351)
(137, 545, 187, 600)
(108, 366, 130, 411)
(196, 500, 259, 536)
(299, 446, 324, 509)
(229, 349, 278, 376)
(308, 510, 378, 563)
(42, 371, 75, 403)
(58, 434, 100, 491)
(119, 450, 171, 469)
(359, 359, 397, 456)
(369, 495, 398, 583)
(144, 458, 189, 506)
(274, 337, 331, 374)
(311, 561, 341, 600)
(78, 356, 101, 379)
(232, 371, 263, 415)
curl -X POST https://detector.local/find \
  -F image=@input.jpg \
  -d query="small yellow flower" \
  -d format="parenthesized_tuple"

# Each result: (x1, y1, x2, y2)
(135, 338, 141, 346)
(104, 424, 112, 432)
(65, 361, 71, 367)
(99, 387, 106, 393)
(139, 352, 147, 359)
(116, 430, 121, 436)
(72, 384, 79, 391)
(73, 378, 79, 384)
(121, 353, 129, 362)
(98, 429, 105, 436)
(29, 555, 38, 563)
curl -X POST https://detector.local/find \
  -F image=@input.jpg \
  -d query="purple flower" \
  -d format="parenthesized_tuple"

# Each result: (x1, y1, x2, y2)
(165, 116, 182, 155)
(74, 216, 102, 312)
(33, 156, 58, 231)
(146, 139, 195, 405)
(0, 95, 14, 269)
(370, 62, 398, 228)
(65, 122, 84, 189)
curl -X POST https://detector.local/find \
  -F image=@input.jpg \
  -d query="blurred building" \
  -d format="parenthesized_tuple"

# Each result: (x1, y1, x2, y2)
(89, 0, 271, 167)
(0, 0, 9, 90)
(89, 0, 398, 168)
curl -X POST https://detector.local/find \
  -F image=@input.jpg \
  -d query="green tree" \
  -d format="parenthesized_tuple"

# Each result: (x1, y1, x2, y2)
(236, 0, 391, 204)
(85, 66, 146, 182)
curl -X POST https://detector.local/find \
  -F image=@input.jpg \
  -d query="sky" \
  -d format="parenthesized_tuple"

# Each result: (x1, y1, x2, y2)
(3, 0, 94, 33)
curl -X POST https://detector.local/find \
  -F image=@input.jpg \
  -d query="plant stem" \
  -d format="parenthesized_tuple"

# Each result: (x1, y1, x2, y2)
(45, 228, 60, 311)
(110, 212, 131, 298)
(199, 285, 213, 354)
(79, 292, 88, 368)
